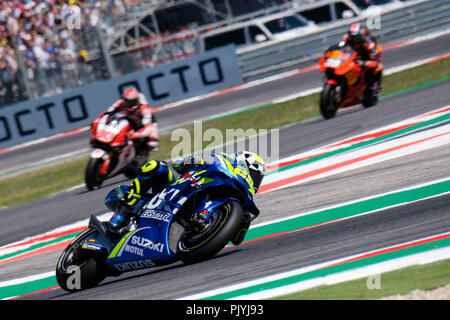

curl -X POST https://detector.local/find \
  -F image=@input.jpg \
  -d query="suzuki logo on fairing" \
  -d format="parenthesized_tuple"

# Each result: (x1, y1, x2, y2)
(131, 236, 164, 253)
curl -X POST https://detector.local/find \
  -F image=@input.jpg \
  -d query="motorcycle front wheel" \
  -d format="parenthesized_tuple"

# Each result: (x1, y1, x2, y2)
(85, 158, 105, 191)
(56, 229, 108, 292)
(177, 200, 244, 265)
(320, 83, 340, 119)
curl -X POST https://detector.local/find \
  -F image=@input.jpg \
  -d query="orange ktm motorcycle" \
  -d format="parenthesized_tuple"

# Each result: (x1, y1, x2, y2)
(318, 43, 378, 119)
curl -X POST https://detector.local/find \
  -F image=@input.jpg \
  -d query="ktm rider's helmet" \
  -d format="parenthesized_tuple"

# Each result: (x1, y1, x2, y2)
(235, 151, 266, 192)
(347, 23, 366, 49)
(121, 88, 140, 111)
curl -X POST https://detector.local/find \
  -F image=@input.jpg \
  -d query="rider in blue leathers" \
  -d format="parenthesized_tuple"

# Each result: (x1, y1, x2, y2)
(107, 151, 266, 245)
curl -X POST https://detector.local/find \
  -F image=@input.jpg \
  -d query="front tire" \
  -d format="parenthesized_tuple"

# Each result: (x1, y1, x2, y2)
(320, 83, 340, 119)
(56, 229, 108, 292)
(178, 200, 244, 264)
(85, 158, 105, 191)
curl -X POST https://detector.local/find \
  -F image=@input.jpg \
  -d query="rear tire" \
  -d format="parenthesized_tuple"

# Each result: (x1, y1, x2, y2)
(320, 83, 339, 119)
(362, 88, 379, 108)
(178, 200, 244, 265)
(85, 158, 104, 191)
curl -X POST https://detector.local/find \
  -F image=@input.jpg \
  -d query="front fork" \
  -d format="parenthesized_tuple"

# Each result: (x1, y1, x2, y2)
(192, 199, 252, 246)
(325, 78, 344, 105)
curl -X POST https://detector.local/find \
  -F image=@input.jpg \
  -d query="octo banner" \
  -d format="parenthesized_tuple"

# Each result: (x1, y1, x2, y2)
(0, 45, 242, 149)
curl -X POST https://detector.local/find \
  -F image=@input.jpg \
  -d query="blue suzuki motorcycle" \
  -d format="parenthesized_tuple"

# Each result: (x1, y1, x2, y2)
(56, 154, 260, 292)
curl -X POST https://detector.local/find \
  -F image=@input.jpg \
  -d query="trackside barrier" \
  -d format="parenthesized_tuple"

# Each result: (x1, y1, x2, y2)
(238, 0, 450, 81)
(0, 45, 242, 149)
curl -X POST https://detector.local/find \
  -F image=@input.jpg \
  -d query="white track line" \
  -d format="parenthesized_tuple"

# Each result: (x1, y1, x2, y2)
(178, 232, 450, 300)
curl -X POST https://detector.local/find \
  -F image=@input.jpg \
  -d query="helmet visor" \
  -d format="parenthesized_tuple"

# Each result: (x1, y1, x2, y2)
(122, 99, 139, 109)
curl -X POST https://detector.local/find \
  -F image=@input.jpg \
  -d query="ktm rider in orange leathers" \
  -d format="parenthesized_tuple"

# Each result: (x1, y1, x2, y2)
(343, 23, 383, 98)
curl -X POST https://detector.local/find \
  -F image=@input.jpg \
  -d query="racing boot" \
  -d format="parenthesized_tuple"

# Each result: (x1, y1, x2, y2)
(107, 203, 133, 239)
(362, 70, 382, 107)
(133, 138, 159, 168)
(372, 73, 382, 98)
(369, 69, 382, 98)
(147, 137, 159, 152)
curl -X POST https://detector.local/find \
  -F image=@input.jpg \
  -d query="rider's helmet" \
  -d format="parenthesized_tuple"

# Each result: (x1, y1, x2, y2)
(346, 23, 367, 49)
(235, 151, 266, 192)
(121, 88, 141, 111)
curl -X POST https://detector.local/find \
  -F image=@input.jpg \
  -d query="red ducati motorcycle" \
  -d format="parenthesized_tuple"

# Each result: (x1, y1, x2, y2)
(86, 112, 145, 190)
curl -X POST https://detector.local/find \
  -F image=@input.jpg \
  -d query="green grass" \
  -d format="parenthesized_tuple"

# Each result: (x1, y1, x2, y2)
(382, 57, 450, 95)
(1, 57, 449, 208)
(0, 158, 88, 207)
(274, 259, 450, 300)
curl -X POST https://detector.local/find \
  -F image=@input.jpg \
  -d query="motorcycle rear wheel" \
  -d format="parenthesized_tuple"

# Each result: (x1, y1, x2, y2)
(177, 200, 244, 265)
(362, 89, 379, 108)
(320, 83, 340, 119)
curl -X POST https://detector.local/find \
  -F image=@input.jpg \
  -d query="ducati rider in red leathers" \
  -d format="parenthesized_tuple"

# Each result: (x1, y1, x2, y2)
(91, 88, 159, 160)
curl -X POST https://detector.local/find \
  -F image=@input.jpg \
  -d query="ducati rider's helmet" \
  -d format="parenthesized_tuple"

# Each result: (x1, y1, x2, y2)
(235, 151, 266, 192)
(121, 88, 141, 111)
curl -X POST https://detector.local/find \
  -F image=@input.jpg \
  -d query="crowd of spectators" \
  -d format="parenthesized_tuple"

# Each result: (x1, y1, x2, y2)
(0, 0, 295, 108)
(0, 0, 142, 107)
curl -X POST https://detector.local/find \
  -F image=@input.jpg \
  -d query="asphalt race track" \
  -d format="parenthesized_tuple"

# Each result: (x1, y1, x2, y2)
(1, 78, 449, 245)
(0, 30, 449, 300)
(42, 195, 450, 300)
(1, 75, 449, 299)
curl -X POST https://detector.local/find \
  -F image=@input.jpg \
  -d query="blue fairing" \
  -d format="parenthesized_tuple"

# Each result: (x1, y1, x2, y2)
(103, 153, 258, 273)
